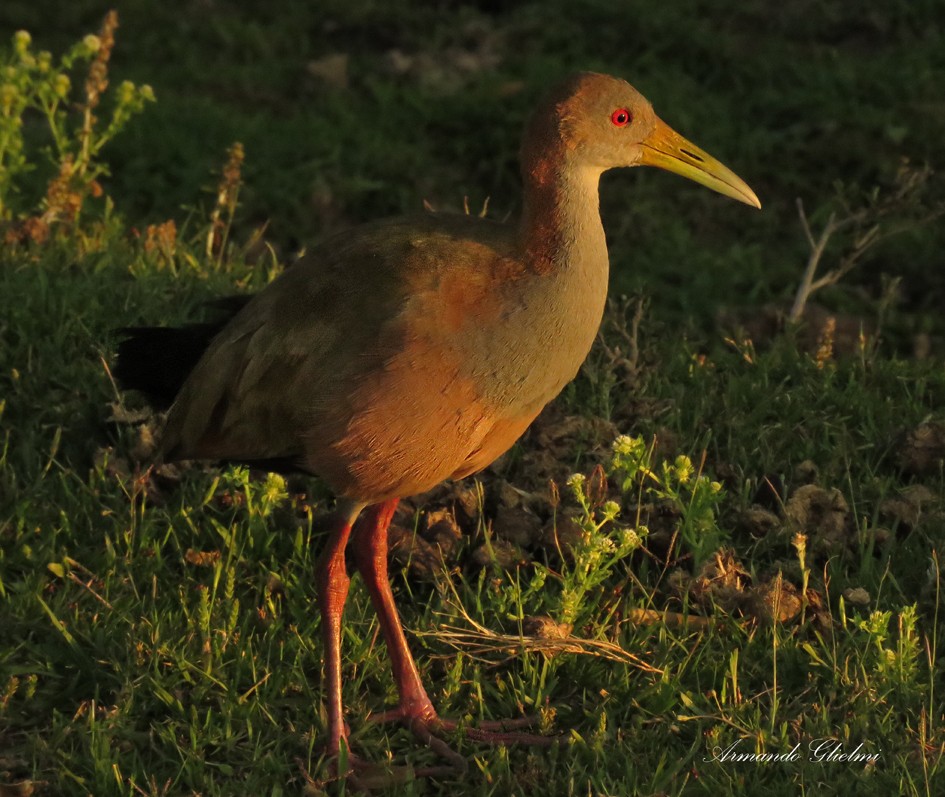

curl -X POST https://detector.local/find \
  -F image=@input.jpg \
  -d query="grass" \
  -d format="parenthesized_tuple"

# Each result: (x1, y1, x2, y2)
(2, 1, 945, 795)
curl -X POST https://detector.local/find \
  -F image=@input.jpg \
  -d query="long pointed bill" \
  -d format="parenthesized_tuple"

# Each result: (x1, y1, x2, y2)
(640, 116, 761, 209)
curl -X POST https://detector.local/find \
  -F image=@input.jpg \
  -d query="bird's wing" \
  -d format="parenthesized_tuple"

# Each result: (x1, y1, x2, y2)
(159, 214, 519, 470)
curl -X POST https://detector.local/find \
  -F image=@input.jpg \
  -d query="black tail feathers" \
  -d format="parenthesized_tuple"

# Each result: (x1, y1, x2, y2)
(114, 324, 221, 408)
(113, 295, 250, 408)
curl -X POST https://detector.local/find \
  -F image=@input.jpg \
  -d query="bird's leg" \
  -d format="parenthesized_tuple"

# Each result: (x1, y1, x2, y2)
(315, 498, 364, 762)
(351, 500, 438, 720)
(351, 499, 468, 769)
(350, 499, 553, 756)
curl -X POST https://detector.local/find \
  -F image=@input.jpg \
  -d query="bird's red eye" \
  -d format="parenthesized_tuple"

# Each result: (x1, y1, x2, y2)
(610, 108, 631, 127)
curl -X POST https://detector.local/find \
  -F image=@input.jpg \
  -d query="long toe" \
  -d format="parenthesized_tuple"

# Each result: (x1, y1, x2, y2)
(426, 715, 558, 747)
(369, 704, 557, 748)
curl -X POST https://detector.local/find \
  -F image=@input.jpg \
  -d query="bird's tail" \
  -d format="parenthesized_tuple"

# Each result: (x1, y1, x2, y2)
(113, 295, 250, 408)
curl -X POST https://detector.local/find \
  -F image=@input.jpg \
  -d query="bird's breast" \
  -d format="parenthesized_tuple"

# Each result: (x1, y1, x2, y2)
(456, 242, 611, 414)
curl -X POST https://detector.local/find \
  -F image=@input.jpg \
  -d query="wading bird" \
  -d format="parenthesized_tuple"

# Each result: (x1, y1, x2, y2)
(115, 71, 759, 776)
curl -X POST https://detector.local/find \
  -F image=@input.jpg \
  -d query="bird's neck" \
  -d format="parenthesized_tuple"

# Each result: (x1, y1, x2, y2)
(507, 157, 611, 399)
(519, 160, 607, 278)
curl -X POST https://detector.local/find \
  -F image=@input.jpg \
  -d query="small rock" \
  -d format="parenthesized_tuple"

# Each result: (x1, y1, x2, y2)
(389, 523, 447, 580)
(897, 421, 945, 476)
(902, 484, 938, 506)
(879, 485, 937, 536)
(878, 498, 921, 534)
(494, 478, 525, 510)
(784, 484, 850, 555)
(424, 508, 463, 561)
(307, 53, 348, 89)
(492, 505, 543, 548)
(516, 448, 569, 487)
(736, 506, 781, 538)
(533, 412, 619, 456)
(843, 587, 870, 607)
(522, 615, 572, 639)
(450, 483, 482, 530)
(749, 575, 802, 623)
(793, 460, 819, 485)
(385, 48, 414, 75)
(471, 538, 527, 570)
(689, 549, 751, 612)
(863, 526, 891, 547)
(666, 567, 690, 598)
(152, 462, 181, 484)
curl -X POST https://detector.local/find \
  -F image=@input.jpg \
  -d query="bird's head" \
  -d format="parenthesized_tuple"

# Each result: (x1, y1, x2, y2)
(523, 72, 760, 208)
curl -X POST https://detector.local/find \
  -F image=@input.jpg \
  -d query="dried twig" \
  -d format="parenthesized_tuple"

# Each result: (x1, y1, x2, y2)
(414, 579, 662, 673)
(790, 163, 945, 323)
(790, 199, 838, 322)
(64, 558, 114, 610)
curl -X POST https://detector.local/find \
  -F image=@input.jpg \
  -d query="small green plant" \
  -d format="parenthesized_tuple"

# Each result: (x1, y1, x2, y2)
(549, 470, 643, 628)
(220, 466, 289, 521)
(516, 435, 725, 632)
(857, 605, 922, 692)
(0, 11, 154, 240)
(610, 434, 726, 566)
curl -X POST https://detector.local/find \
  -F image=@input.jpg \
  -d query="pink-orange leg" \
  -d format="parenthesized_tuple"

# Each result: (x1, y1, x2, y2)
(314, 499, 439, 789)
(315, 497, 364, 761)
(350, 499, 553, 758)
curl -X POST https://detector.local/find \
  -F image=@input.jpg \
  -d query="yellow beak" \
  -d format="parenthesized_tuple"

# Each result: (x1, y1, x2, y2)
(640, 116, 761, 209)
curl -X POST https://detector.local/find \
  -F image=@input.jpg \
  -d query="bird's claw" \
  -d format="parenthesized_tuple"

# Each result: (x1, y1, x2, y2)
(368, 706, 556, 748)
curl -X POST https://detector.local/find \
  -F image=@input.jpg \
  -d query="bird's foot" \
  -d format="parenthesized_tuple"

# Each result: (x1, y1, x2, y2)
(368, 704, 556, 759)
(315, 711, 555, 789)
(412, 713, 556, 748)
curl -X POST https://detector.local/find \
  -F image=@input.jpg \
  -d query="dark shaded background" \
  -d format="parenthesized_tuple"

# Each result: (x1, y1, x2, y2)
(4, 0, 944, 334)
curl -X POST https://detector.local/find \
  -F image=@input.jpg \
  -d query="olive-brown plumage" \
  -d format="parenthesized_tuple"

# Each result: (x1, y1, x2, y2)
(116, 72, 759, 773)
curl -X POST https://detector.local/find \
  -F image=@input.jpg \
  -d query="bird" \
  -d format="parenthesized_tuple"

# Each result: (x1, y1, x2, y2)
(114, 71, 759, 775)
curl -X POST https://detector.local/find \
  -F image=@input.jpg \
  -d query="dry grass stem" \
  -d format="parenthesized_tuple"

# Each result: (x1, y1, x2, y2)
(79, 10, 118, 176)
(416, 581, 662, 673)
(207, 142, 245, 263)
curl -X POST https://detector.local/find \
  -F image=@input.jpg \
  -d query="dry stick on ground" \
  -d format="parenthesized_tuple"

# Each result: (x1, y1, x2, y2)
(790, 163, 945, 324)
(419, 578, 662, 673)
